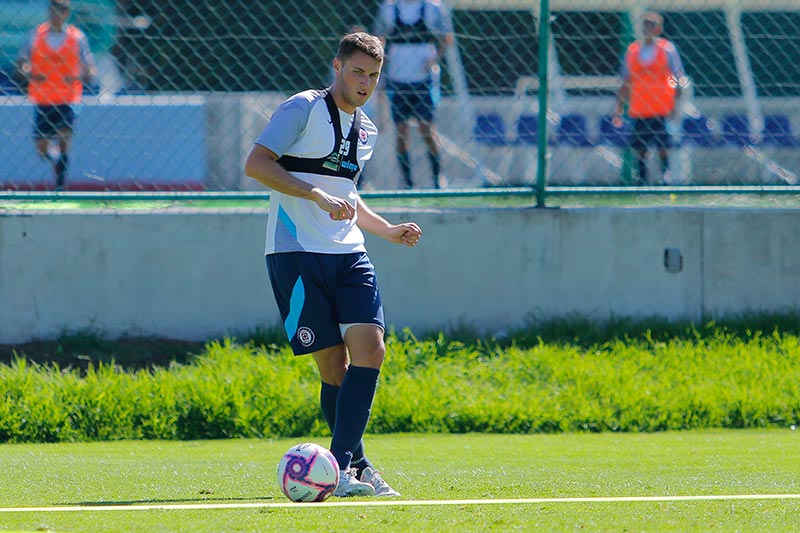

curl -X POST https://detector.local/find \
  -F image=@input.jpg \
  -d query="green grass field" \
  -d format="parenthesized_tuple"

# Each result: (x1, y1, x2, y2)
(1, 430, 798, 532)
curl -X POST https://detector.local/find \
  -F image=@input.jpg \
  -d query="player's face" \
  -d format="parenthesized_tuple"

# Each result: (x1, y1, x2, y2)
(50, 5, 71, 24)
(643, 20, 662, 38)
(332, 52, 382, 113)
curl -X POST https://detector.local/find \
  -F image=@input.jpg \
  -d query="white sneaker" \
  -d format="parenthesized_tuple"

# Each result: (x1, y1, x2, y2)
(334, 469, 375, 497)
(360, 466, 400, 497)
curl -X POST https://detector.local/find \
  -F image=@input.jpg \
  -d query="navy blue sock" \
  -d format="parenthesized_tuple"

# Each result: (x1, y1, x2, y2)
(637, 157, 648, 184)
(397, 151, 412, 188)
(428, 151, 441, 188)
(320, 381, 368, 471)
(330, 366, 380, 471)
(55, 154, 68, 189)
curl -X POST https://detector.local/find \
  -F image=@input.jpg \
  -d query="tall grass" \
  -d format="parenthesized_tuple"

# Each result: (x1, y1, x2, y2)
(1, 316, 798, 443)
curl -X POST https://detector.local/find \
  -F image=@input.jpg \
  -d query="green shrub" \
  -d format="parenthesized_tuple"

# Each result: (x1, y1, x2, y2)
(1, 320, 799, 443)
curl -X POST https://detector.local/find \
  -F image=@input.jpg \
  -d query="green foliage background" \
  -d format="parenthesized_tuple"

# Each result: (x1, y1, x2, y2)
(1, 318, 799, 443)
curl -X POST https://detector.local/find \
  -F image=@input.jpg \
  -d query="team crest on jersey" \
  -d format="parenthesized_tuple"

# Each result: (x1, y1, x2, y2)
(359, 127, 369, 145)
(297, 327, 315, 347)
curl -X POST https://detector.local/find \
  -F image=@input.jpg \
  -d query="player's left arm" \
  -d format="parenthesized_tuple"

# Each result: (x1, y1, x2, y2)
(666, 41, 687, 118)
(667, 41, 686, 99)
(355, 195, 421, 247)
(431, 2, 454, 66)
(76, 30, 97, 85)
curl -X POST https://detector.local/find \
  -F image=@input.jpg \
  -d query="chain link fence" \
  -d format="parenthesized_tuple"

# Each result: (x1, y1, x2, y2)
(1, 0, 799, 192)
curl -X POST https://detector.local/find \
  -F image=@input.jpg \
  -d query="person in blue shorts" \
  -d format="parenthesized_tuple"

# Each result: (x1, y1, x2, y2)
(373, 0, 454, 189)
(244, 32, 421, 498)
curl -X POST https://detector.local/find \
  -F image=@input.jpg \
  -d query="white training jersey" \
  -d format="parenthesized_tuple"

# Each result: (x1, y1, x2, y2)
(254, 89, 378, 255)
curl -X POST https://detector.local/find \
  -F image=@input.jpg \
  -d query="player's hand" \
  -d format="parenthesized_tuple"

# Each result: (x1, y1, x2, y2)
(612, 114, 623, 128)
(387, 222, 421, 247)
(312, 189, 355, 221)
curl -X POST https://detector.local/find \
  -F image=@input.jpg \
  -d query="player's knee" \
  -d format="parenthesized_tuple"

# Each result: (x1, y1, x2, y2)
(347, 337, 386, 370)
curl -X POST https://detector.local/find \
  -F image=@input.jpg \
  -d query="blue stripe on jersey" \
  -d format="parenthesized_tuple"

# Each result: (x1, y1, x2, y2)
(277, 205, 297, 238)
(284, 276, 305, 339)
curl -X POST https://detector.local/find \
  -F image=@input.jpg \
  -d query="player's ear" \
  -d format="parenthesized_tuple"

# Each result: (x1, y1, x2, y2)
(332, 57, 342, 76)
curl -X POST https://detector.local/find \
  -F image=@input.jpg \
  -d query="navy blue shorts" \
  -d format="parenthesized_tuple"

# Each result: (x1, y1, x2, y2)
(34, 105, 75, 138)
(630, 117, 671, 151)
(266, 252, 385, 355)
(387, 80, 435, 123)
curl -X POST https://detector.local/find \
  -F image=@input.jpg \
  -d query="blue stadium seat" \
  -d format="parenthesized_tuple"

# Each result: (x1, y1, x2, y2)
(721, 114, 753, 146)
(0, 68, 20, 95)
(474, 113, 508, 146)
(762, 114, 799, 147)
(550, 114, 593, 147)
(681, 115, 720, 147)
(516, 113, 538, 145)
(598, 115, 631, 148)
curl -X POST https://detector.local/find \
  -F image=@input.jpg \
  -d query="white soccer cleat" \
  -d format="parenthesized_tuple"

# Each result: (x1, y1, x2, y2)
(360, 466, 400, 497)
(334, 468, 375, 497)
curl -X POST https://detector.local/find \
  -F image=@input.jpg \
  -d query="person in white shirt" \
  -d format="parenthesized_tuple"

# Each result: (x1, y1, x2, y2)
(373, 0, 454, 189)
(245, 32, 421, 498)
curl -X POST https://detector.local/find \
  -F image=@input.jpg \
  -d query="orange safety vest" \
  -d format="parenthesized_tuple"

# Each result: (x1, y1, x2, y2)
(626, 38, 677, 119)
(28, 23, 83, 105)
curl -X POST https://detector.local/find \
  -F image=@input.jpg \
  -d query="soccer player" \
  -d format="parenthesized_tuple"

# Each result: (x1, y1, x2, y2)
(17, 0, 96, 191)
(613, 11, 686, 185)
(245, 32, 421, 497)
(373, 0, 454, 189)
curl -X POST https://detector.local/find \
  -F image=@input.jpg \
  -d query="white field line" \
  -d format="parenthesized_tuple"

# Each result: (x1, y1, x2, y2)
(2, 493, 800, 513)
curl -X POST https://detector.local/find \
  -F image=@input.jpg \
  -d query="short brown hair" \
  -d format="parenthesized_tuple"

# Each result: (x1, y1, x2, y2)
(336, 32, 384, 65)
(642, 12, 663, 26)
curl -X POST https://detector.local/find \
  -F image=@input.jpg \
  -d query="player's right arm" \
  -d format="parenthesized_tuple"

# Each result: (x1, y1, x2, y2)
(15, 32, 42, 83)
(613, 49, 632, 127)
(244, 144, 355, 220)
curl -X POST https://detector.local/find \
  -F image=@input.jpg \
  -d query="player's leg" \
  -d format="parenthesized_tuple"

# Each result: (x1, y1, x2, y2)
(342, 324, 399, 496)
(313, 346, 376, 497)
(419, 120, 443, 189)
(54, 127, 73, 190)
(34, 136, 50, 162)
(33, 106, 52, 160)
(631, 119, 649, 185)
(330, 252, 399, 496)
(390, 84, 414, 189)
(395, 121, 413, 189)
(654, 117, 671, 183)
(313, 346, 371, 478)
(417, 84, 444, 189)
(33, 106, 57, 188)
(330, 324, 383, 473)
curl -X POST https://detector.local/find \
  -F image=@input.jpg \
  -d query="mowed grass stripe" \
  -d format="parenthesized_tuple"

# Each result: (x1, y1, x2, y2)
(3, 493, 800, 513)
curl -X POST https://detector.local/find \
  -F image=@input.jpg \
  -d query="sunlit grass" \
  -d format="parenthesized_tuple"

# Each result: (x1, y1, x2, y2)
(0, 430, 798, 532)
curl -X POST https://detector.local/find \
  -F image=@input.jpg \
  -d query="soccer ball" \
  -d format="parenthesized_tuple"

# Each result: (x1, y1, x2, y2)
(277, 443, 339, 502)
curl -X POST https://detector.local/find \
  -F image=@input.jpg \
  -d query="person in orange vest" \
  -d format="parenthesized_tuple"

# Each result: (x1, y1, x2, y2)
(16, 0, 96, 191)
(613, 12, 686, 185)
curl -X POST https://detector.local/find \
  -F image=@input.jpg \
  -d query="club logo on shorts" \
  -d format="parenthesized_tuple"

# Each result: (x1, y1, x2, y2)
(297, 327, 315, 347)
(359, 127, 369, 145)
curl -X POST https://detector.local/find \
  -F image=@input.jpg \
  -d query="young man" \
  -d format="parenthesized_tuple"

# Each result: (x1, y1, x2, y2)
(613, 11, 686, 185)
(244, 32, 421, 497)
(373, 0, 454, 189)
(17, 0, 96, 191)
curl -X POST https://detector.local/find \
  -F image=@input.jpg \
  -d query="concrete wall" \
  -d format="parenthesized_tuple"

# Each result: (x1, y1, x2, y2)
(1, 207, 798, 344)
